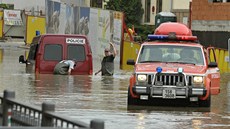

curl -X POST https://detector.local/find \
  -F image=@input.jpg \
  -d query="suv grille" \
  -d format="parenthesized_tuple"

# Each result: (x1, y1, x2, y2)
(154, 73, 186, 86)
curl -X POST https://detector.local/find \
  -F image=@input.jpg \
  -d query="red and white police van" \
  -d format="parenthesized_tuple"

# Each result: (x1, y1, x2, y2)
(19, 34, 93, 75)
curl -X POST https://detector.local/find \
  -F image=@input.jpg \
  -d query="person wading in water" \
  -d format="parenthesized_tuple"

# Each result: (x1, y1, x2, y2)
(95, 42, 117, 76)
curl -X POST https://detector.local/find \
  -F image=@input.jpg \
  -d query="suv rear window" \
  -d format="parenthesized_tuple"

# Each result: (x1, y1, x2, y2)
(44, 44, 62, 61)
(67, 45, 85, 61)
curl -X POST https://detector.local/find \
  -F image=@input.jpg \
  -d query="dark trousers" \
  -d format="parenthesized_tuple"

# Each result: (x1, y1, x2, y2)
(53, 62, 69, 75)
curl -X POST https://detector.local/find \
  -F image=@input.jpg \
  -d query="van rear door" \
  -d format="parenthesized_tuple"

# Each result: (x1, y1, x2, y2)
(36, 35, 65, 74)
(64, 36, 92, 75)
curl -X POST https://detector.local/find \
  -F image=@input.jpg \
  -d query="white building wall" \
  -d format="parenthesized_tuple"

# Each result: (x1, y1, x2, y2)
(141, 0, 156, 25)
(172, 0, 190, 9)
(162, 0, 171, 12)
(150, 0, 156, 25)
(140, 0, 189, 25)
(1, 0, 189, 25)
(1, 0, 46, 13)
(0, 0, 89, 15)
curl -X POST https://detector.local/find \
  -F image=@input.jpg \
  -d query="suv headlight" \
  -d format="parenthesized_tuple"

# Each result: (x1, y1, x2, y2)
(137, 74, 147, 82)
(193, 76, 203, 84)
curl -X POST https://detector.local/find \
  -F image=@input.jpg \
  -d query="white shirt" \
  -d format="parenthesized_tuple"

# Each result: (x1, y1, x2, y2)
(60, 60, 75, 69)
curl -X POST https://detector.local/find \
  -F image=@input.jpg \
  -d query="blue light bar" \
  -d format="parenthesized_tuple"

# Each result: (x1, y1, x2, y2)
(148, 34, 168, 40)
(148, 34, 198, 41)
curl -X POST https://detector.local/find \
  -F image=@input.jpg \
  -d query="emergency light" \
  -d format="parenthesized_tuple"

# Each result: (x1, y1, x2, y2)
(177, 67, 183, 73)
(148, 34, 197, 41)
(156, 67, 162, 73)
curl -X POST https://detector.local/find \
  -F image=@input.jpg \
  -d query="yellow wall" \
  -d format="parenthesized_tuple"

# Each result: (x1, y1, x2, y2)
(212, 48, 230, 73)
(26, 15, 45, 45)
(121, 40, 140, 70)
(0, 11, 3, 38)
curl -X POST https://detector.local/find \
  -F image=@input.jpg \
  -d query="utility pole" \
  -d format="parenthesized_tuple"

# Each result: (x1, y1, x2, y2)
(189, 0, 192, 29)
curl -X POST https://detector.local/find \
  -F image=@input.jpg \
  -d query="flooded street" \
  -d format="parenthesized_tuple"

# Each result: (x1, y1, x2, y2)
(0, 41, 229, 129)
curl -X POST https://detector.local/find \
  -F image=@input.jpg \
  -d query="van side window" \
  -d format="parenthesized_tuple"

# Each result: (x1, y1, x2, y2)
(44, 44, 62, 61)
(28, 44, 38, 61)
(67, 45, 85, 61)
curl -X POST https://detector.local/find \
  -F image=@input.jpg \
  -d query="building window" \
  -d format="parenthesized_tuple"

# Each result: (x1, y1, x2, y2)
(213, 0, 223, 2)
(156, 0, 162, 14)
(144, 0, 151, 22)
(209, 0, 230, 2)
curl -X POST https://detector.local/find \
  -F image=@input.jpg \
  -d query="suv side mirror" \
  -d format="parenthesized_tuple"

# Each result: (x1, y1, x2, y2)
(127, 59, 135, 65)
(19, 55, 26, 64)
(208, 62, 218, 68)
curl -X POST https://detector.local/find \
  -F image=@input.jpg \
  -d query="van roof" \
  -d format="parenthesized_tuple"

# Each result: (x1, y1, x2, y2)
(40, 34, 88, 37)
(31, 34, 89, 45)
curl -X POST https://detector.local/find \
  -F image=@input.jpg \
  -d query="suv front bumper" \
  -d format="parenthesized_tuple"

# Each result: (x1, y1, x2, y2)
(132, 85, 206, 99)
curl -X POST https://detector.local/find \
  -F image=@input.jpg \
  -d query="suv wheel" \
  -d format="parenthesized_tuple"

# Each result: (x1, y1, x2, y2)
(127, 87, 139, 105)
(199, 95, 211, 107)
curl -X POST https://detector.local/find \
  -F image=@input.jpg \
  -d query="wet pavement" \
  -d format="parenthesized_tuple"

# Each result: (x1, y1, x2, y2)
(0, 41, 229, 129)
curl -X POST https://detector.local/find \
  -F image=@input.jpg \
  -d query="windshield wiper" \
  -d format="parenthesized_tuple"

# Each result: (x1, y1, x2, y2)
(140, 60, 162, 63)
(166, 61, 196, 65)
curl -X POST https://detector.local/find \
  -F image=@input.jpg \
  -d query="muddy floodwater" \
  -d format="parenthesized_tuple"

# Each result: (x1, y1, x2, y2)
(0, 42, 229, 129)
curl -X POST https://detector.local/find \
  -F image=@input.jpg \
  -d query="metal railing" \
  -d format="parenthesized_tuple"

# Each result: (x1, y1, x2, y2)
(0, 90, 104, 129)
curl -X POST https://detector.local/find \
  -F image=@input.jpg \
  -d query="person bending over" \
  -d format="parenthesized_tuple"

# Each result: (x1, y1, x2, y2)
(53, 60, 76, 75)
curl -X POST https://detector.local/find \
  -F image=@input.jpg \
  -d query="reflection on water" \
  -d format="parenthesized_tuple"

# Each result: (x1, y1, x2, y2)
(101, 76, 114, 86)
(29, 74, 129, 111)
(128, 105, 211, 112)
(228, 81, 230, 113)
(211, 73, 230, 115)
(0, 42, 229, 129)
(0, 48, 3, 63)
(34, 74, 92, 94)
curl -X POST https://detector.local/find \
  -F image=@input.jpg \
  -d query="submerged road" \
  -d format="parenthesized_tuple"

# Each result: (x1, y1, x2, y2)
(0, 41, 229, 129)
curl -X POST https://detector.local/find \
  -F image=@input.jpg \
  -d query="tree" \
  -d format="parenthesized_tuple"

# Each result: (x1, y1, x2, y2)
(106, 0, 154, 41)
(106, 0, 144, 27)
(0, 3, 14, 9)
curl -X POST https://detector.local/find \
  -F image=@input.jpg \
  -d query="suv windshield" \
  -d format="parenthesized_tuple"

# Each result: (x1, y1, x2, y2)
(137, 45, 204, 65)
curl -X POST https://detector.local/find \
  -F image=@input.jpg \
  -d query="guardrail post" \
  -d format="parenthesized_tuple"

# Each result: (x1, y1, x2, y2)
(90, 119, 104, 129)
(41, 102, 55, 127)
(2, 90, 15, 126)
